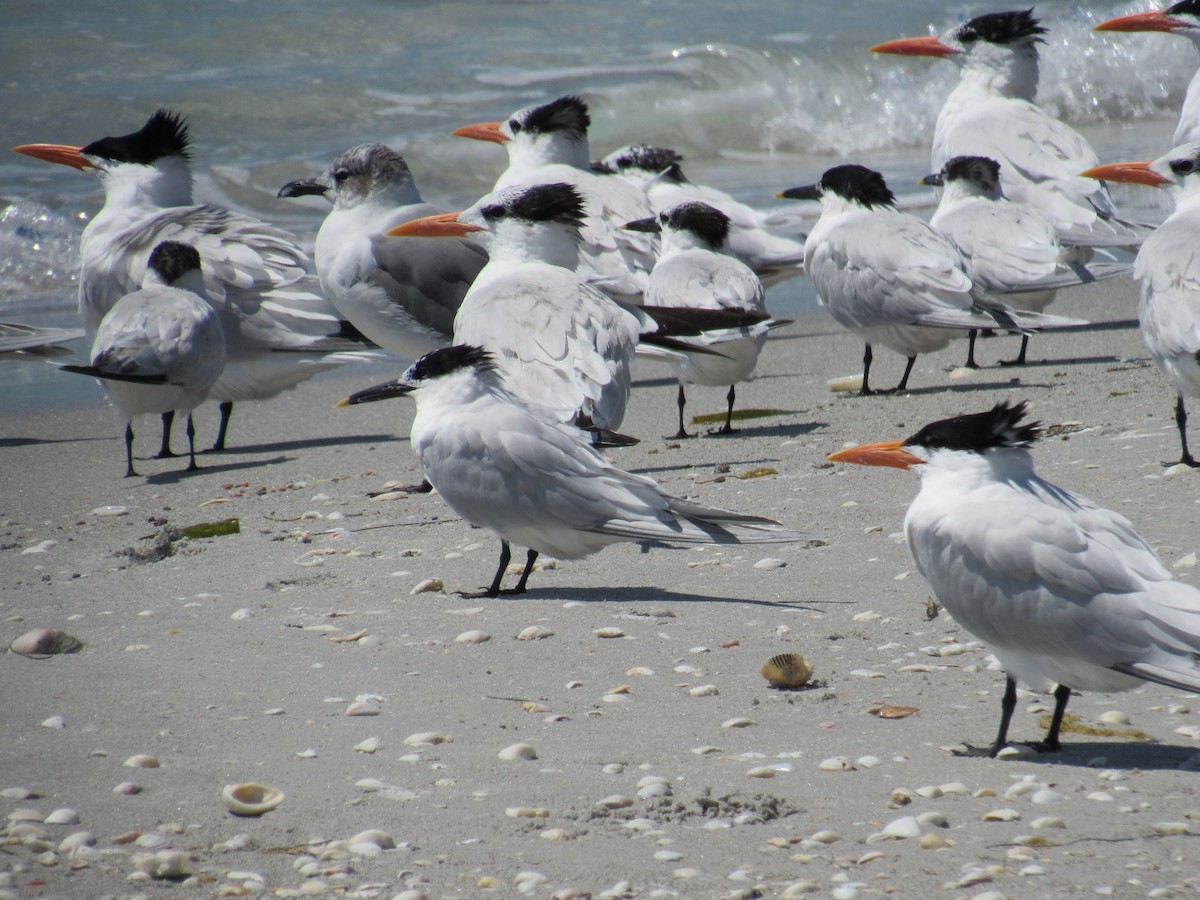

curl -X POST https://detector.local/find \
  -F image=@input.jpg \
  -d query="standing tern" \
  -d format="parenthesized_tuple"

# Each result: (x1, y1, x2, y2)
(277, 143, 487, 361)
(871, 9, 1151, 245)
(625, 201, 791, 437)
(781, 164, 1083, 394)
(599, 145, 807, 286)
(452, 96, 657, 301)
(1095, 2, 1200, 145)
(829, 400, 1200, 756)
(922, 155, 1132, 367)
(13, 109, 376, 453)
(339, 345, 818, 596)
(61, 242, 224, 477)
(1081, 144, 1200, 467)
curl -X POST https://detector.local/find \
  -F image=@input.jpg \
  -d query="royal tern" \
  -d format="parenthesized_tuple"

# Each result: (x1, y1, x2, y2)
(1095, 2, 1200, 145)
(625, 201, 791, 437)
(781, 164, 1083, 394)
(599, 145, 807, 286)
(1081, 144, 1200, 467)
(61, 242, 224, 477)
(277, 143, 488, 361)
(829, 400, 1200, 755)
(0, 322, 84, 359)
(452, 95, 657, 300)
(922, 155, 1132, 366)
(13, 109, 376, 453)
(871, 9, 1150, 245)
(340, 344, 817, 596)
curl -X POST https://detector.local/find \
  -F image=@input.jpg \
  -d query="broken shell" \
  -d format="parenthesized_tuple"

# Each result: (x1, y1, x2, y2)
(221, 783, 285, 817)
(10, 628, 83, 658)
(760, 653, 813, 689)
(874, 706, 918, 719)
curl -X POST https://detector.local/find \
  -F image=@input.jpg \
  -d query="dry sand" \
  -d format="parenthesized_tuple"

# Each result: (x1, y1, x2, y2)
(4, 279, 1200, 899)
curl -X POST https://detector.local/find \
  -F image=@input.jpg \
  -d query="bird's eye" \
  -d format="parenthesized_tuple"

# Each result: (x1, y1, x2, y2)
(508, 119, 522, 134)
(658, 212, 669, 224)
(482, 204, 506, 220)
(958, 27, 977, 43)
(333, 168, 351, 182)
(1172, 159, 1196, 175)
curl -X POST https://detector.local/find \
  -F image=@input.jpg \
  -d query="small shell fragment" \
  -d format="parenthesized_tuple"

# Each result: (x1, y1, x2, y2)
(688, 684, 719, 697)
(123, 755, 160, 769)
(760, 653, 813, 689)
(221, 783, 284, 817)
(516, 626, 554, 641)
(594, 627, 625, 639)
(827, 374, 864, 392)
(873, 706, 918, 719)
(721, 717, 756, 729)
(410, 578, 443, 595)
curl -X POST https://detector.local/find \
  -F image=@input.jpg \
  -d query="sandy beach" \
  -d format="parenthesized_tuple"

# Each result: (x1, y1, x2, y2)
(5, 278, 1200, 899)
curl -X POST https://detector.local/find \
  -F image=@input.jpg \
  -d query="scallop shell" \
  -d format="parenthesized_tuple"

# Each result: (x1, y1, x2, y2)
(221, 783, 285, 817)
(760, 653, 813, 689)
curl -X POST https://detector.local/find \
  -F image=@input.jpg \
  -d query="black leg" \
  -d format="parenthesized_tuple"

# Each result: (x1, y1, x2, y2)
(209, 401, 234, 452)
(184, 414, 200, 472)
(672, 383, 690, 439)
(486, 541, 512, 597)
(1174, 395, 1200, 467)
(711, 384, 737, 435)
(511, 550, 539, 594)
(1000, 334, 1030, 367)
(155, 411, 177, 458)
(124, 420, 138, 478)
(895, 356, 917, 392)
(988, 676, 1019, 757)
(859, 344, 874, 396)
(964, 330, 980, 369)
(1031, 684, 1072, 753)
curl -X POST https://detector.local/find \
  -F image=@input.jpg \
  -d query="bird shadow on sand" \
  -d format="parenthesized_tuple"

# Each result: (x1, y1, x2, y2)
(201, 432, 401, 456)
(629, 455, 792, 476)
(486, 584, 848, 614)
(974, 739, 1196, 772)
(143, 455, 291, 485)
(0, 435, 112, 449)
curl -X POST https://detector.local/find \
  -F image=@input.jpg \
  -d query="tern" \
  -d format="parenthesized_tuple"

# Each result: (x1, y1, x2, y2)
(61, 242, 224, 477)
(921, 155, 1132, 366)
(829, 400, 1200, 756)
(599, 145, 807, 286)
(624, 201, 791, 437)
(1081, 143, 1200, 467)
(1095, 1, 1200, 146)
(453, 95, 657, 300)
(871, 9, 1150, 245)
(781, 164, 1084, 394)
(278, 143, 488, 361)
(339, 345, 818, 596)
(13, 109, 376, 453)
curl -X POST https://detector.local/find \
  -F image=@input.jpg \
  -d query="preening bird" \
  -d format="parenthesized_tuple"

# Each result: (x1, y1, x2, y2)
(829, 400, 1200, 756)
(277, 143, 488, 361)
(781, 164, 1083, 394)
(61, 241, 224, 477)
(13, 109, 376, 454)
(339, 345, 817, 596)
(624, 201, 791, 437)
(1081, 143, 1200, 467)
(871, 9, 1150, 246)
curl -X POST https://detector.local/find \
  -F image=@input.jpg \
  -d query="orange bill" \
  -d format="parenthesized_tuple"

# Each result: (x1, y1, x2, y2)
(387, 211, 483, 238)
(870, 35, 958, 57)
(451, 121, 509, 144)
(827, 439, 923, 470)
(1078, 160, 1171, 187)
(1094, 10, 1183, 33)
(12, 143, 91, 171)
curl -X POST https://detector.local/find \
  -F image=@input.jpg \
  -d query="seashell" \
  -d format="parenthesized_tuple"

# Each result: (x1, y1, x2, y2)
(760, 653, 813, 689)
(498, 743, 537, 761)
(636, 782, 671, 799)
(920, 833, 950, 850)
(455, 629, 491, 645)
(41, 715, 65, 729)
(818, 756, 855, 772)
(874, 705, 918, 719)
(8, 808, 44, 823)
(221, 783, 284, 817)
(721, 717, 756, 729)
(516, 625, 554, 641)
(348, 829, 395, 849)
(746, 767, 778, 779)
(1098, 710, 1130, 725)
(507, 807, 551, 818)
(753, 557, 787, 569)
(134, 832, 170, 849)
(113, 781, 142, 795)
(58, 831, 95, 852)
(827, 374, 864, 392)
(10, 628, 83, 658)
(44, 808, 80, 825)
(123, 754, 160, 769)
(345, 701, 381, 717)
(135, 849, 190, 879)
(539, 828, 573, 841)
(594, 627, 625, 639)
(688, 684, 719, 697)
(410, 578, 443, 595)
(91, 505, 129, 517)
(404, 732, 452, 746)
(1152, 822, 1190, 835)
(982, 808, 1020, 822)
(596, 795, 633, 809)
(353, 737, 382, 754)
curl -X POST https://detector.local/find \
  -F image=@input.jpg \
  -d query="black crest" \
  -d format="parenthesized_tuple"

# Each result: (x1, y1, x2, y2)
(483, 183, 587, 229)
(820, 165, 895, 209)
(662, 201, 731, 249)
(944, 156, 1002, 193)
(513, 96, 590, 141)
(1168, 0, 1200, 17)
(406, 345, 496, 383)
(82, 109, 191, 165)
(613, 146, 687, 183)
(147, 241, 202, 284)
(905, 400, 1042, 453)
(956, 9, 1046, 45)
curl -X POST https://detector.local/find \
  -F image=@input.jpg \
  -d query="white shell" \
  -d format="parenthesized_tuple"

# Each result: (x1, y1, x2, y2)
(404, 732, 452, 746)
(455, 630, 491, 645)
(44, 808, 80, 825)
(123, 755, 160, 768)
(221, 783, 285, 816)
(10, 628, 83, 657)
(498, 743, 538, 761)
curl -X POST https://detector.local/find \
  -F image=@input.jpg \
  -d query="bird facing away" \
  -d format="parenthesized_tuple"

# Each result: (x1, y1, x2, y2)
(277, 143, 488, 361)
(1095, 1, 1200, 146)
(452, 95, 657, 300)
(338, 345, 818, 596)
(61, 241, 224, 477)
(624, 201, 790, 437)
(1081, 143, 1200, 467)
(921, 155, 1131, 367)
(781, 164, 1083, 394)
(871, 9, 1150, 246)
(13, 109, 376, 454)
(829, 400, 1200, 756)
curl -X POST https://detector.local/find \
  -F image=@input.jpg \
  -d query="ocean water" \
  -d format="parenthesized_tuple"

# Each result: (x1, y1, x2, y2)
(0, 0, 1187, 414)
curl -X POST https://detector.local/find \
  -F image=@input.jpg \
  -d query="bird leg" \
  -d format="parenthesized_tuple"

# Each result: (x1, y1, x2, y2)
(154, 411, 177, 458)
(208, 400, 234, 452)
(511, 549, 539, 594)
(1029, 684, 1072, 754)
(894, 356, 917, 393)
(123, 420, 138, 478)
(184, 413, 200, 472)
(709, 385, 738, 435)
(859, 344, 875, 396)
(671, 384, 691, 439)
(1172, 395, 1200, 467)
(999, 334, 1030, 367)
(985, 675, 1020, 757)
(964, 330, 980, 369)
(485, 540, 513, 597)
